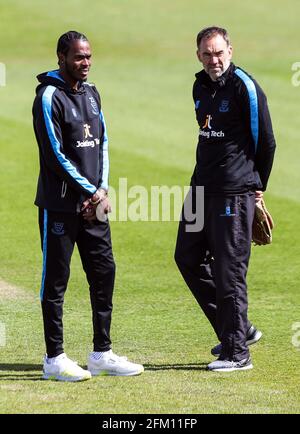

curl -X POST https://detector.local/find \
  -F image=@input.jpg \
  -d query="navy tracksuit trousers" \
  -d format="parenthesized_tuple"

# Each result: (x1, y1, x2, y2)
(175, 192, 255, 361)
(39, 209, 116, 358)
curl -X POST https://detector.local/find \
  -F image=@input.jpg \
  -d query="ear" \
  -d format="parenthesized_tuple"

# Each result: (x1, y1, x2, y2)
(57, 52, 65, 67)
(228, 45, 233, 60)
(196, 49, 202, 63)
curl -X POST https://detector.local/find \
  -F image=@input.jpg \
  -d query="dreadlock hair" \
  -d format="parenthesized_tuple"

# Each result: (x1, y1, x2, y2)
(56, 30, 88, 56)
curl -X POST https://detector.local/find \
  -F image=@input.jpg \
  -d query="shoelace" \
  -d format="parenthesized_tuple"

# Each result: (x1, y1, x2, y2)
(109, 352, 128, 362)
(91, 351, 128, 362)
(60, 356, 80, 367)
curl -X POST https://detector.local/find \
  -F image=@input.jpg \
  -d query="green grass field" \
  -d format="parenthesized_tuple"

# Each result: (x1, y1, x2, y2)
(0, 0, 299, 414)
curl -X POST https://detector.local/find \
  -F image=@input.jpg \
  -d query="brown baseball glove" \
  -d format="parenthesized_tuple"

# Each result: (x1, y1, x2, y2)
(252, 193, 274, 246)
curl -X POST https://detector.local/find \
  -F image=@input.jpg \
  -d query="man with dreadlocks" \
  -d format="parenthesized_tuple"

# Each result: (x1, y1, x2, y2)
(33, 31, 144, 381)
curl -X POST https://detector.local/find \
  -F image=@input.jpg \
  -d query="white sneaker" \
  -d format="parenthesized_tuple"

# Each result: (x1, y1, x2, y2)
(88, 350, 144, 376)
(43, 353, 92, 382)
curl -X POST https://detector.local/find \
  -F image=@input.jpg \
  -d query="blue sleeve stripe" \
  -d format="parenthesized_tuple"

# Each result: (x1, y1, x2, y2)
(40, 209, 48, 301)
(100, 110, 109, 190)
(42, 86, 97, 194)
(234, 68, 259, 152)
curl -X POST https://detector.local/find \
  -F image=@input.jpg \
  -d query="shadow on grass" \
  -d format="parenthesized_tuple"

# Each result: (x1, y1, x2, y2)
(144, 362, 208, 371)
(0, 364, 42, 381)
(0, 364, 41, 371)
(0, 363, 209, 379)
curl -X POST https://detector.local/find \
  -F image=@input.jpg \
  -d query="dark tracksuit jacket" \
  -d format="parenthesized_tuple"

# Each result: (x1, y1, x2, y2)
(191, 62, 275, 193)
(33, 70, 115, 357)
(175, 63, 276, 361)
(33, 69, 109, 213)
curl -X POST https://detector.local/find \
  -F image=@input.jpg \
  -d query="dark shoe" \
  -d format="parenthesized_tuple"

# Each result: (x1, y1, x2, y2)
(207, 357, 253, 372)
(211, 325, 263, 357)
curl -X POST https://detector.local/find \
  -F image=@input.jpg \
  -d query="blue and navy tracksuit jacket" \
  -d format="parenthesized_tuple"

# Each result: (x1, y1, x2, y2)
(191, 63, 276, 194)
(33, 70, 109, 213)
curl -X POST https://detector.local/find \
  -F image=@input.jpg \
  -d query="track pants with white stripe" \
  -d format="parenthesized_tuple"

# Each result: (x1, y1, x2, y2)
(39, 208, 115, 358)
(174, 192, 255, 362)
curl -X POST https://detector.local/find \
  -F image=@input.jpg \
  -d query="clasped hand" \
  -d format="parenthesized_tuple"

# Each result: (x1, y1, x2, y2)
(81, 188, 111, 221)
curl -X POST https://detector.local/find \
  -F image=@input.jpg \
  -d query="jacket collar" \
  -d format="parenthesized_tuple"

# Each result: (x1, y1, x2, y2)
(36, 70, 86, 94)
(195, 62, 236, 89)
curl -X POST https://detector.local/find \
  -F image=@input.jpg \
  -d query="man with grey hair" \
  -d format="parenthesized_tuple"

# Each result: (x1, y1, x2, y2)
(175, 26, 276, 371)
